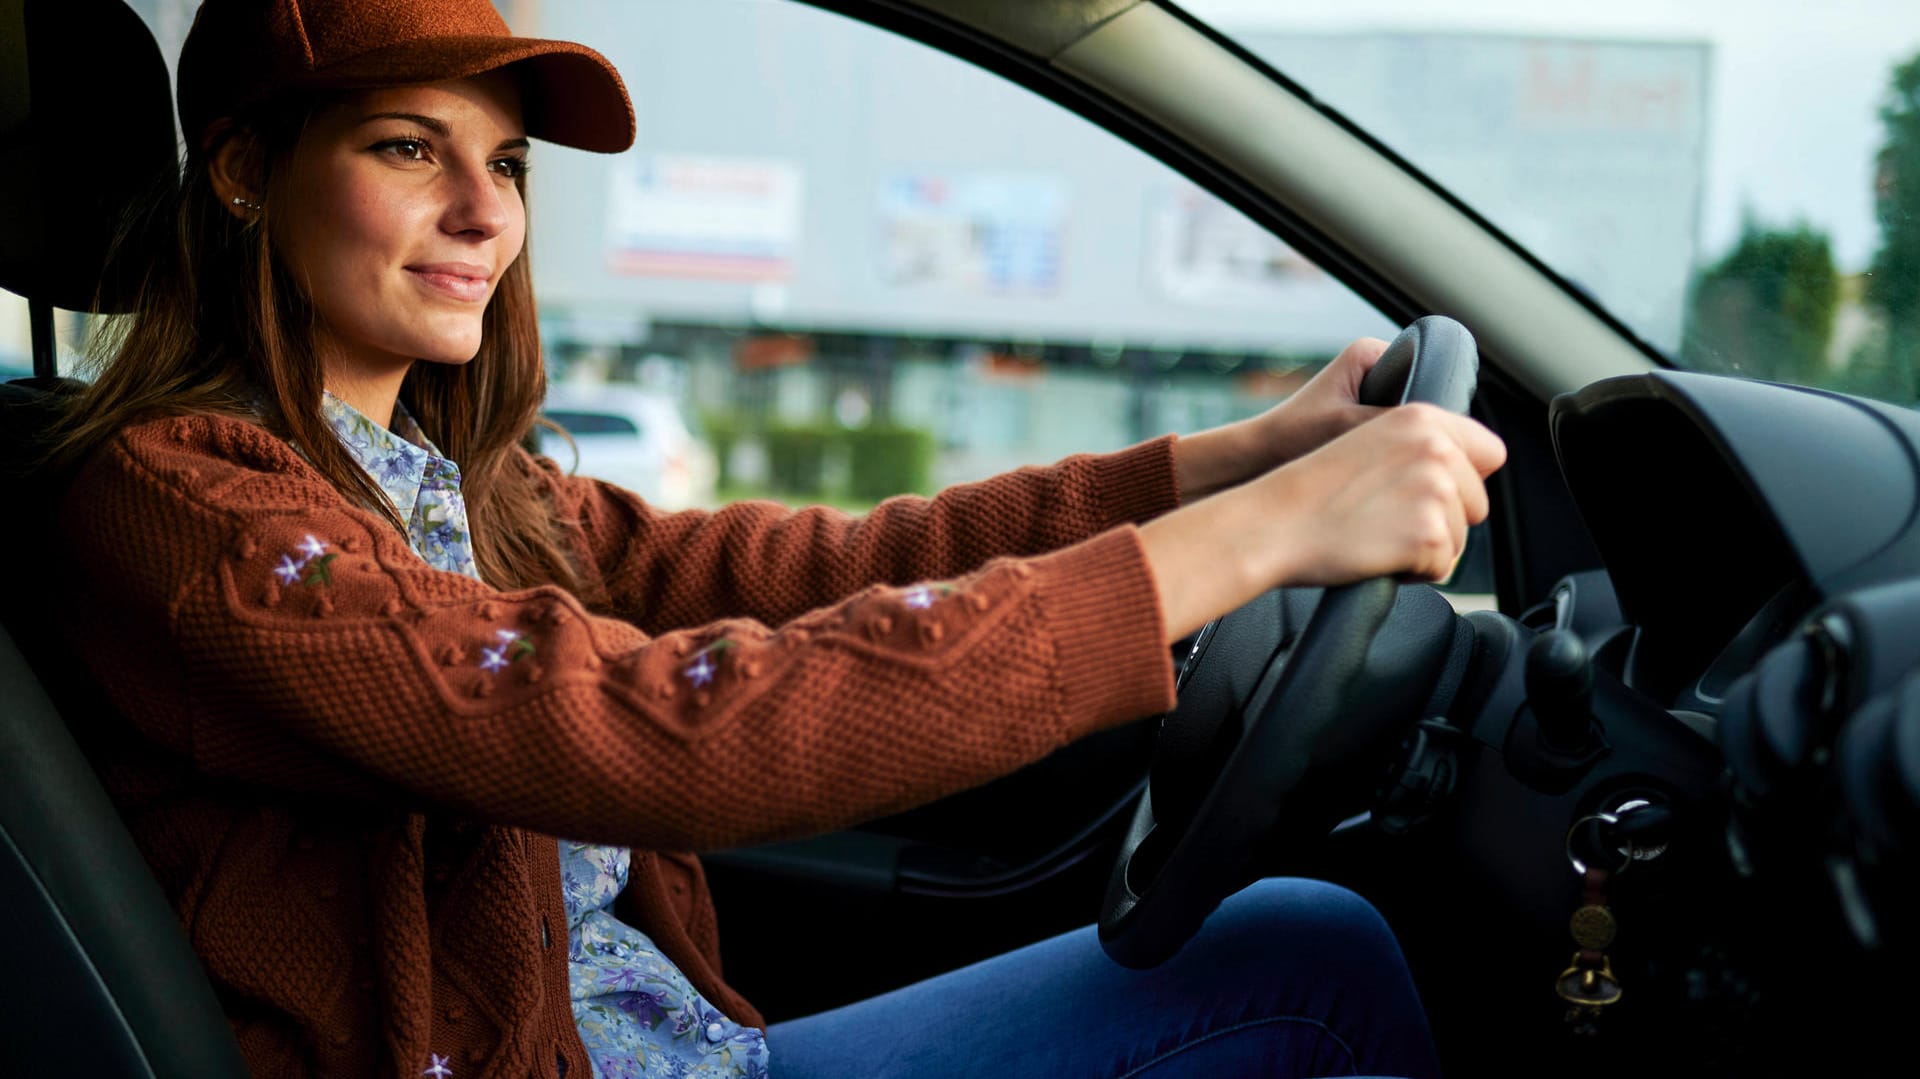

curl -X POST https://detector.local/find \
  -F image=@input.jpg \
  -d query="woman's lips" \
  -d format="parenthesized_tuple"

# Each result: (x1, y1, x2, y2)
(406, 263, 491, 302)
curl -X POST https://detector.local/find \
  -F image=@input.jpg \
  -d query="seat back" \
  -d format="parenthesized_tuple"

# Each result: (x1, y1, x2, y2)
(0, 0, 178, 313)
(0, 1, 249, 1074)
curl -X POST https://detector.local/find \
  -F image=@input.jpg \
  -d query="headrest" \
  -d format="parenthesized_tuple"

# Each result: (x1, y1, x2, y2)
(0, 0, 179, 313)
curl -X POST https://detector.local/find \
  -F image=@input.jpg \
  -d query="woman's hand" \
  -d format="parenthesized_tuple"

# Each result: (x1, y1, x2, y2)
(1142, 403, 1506, 641)
(1172, 338, 1389, 502)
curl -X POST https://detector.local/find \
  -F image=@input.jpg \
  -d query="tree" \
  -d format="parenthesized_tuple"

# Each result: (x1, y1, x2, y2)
(1865, 51, 1920, 400)
(1683, 216, 1840, 385)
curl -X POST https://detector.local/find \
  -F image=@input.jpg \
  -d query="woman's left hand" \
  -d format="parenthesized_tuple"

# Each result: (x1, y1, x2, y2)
(1173, 337, 1389, 502)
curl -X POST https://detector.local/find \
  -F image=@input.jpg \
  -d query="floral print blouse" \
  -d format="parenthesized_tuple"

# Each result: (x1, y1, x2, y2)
(322, 393, 770, 1079)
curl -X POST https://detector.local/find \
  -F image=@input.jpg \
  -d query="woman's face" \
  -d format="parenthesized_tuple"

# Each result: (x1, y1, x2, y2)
(273, 74, 529, 387)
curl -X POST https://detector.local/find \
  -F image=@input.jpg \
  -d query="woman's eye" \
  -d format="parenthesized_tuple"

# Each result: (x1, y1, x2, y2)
(376, 138, 429, 161)
(490, 157, 530, 179)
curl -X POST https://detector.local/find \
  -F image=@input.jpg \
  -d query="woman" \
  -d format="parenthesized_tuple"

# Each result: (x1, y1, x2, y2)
(52, 1, 1503, 1077)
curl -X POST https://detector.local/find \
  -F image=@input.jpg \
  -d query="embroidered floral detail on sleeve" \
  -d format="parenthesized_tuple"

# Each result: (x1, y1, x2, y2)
(271, 535, 335, 589)
(478, 627, 537, 674)
(682, 639, 736, 687)
(903, 583, 958, 609)
(422, 1053, 453, 1078)
(302, 552, 337, 587)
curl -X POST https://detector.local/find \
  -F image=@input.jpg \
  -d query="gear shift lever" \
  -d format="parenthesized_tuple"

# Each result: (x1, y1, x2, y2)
(1528, 629, 1597, 753)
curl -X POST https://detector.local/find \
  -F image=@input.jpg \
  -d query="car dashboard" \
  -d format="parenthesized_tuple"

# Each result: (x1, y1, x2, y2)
(1374, 371, 1920, 1072)
(1549, 371, 1920, 708)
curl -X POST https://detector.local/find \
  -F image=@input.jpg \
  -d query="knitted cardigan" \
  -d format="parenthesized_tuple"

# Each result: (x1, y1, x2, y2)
(55, 412, 1183, 1078)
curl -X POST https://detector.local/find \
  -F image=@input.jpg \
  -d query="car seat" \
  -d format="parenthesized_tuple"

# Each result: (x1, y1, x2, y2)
(0, 0, 249, 1074)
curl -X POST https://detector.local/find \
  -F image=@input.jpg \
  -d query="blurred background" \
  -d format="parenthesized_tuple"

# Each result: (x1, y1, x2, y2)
(7, 0, 1915, 532)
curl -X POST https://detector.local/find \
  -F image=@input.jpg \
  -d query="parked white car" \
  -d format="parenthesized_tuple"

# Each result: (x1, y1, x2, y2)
(538, 382, 718, 509)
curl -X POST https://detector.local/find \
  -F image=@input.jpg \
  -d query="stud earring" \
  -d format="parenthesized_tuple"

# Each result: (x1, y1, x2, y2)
(230, 195, 262, 211)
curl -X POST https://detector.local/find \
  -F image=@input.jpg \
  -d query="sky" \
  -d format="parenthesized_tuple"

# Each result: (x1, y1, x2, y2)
(1186, 0, 1920, 269)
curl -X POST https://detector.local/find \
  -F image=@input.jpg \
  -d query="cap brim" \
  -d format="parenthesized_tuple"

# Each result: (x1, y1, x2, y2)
(300, 35, 635, 154)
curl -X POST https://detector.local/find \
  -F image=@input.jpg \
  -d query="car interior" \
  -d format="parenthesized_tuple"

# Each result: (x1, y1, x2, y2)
(2, 1, 1914, 1076)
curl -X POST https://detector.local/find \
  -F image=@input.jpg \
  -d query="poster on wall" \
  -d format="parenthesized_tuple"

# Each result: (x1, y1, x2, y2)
(879, 172, 1068, 295)
(1147, 184, 1326, 308)
(606, 154, 804, 281)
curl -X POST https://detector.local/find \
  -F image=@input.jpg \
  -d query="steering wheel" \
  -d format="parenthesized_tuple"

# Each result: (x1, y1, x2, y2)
(1098, 315, 1480, 969)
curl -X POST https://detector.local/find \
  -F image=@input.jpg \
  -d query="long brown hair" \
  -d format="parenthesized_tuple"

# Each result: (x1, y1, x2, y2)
(50, 92, 580, 593)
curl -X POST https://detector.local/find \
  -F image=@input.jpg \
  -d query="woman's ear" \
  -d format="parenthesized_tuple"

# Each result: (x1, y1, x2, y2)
(204, 122, 266, 219)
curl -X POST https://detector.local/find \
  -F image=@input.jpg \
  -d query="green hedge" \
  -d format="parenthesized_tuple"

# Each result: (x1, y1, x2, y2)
(726, 419, 936, 500)
(700, 412, 740, 489)
(846, 425, 936, 500)
(763, 424, 838, 495)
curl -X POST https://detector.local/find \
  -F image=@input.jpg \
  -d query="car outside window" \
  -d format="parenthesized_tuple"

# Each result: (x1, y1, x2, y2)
(544, 410, 643, 437)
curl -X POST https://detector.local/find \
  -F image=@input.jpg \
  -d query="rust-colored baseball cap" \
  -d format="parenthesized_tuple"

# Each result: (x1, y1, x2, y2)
(177, 0, 635, 153)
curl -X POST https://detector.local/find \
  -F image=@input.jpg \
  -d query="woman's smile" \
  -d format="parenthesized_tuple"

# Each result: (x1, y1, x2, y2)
(405, 261, 494, 302)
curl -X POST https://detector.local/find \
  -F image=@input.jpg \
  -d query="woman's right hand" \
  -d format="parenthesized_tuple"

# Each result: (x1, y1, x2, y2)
(1140, 403, 1507, 641)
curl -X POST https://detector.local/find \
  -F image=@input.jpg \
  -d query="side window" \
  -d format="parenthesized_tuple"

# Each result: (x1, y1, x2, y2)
(527, 0, 1399, 519)
(0, 293, 90, 380)
(0, 294, 30, 379)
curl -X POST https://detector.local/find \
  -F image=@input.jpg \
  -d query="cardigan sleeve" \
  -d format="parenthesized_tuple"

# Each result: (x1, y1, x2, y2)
(540, 435, 1183, 634)
(58, 417, 1176, 852)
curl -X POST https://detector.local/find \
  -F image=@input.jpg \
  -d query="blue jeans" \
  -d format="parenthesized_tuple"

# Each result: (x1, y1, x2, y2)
(767, 878, 1440, 1078)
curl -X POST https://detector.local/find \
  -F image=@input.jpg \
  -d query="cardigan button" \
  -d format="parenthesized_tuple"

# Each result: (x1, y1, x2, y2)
(704, 1022, 726, 1043)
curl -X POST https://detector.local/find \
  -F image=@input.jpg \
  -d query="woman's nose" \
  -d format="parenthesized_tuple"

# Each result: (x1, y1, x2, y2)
(441, 166, 514, 239)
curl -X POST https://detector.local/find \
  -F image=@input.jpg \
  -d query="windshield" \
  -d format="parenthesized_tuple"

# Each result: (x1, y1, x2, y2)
(1190, 0, 1920, 403)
